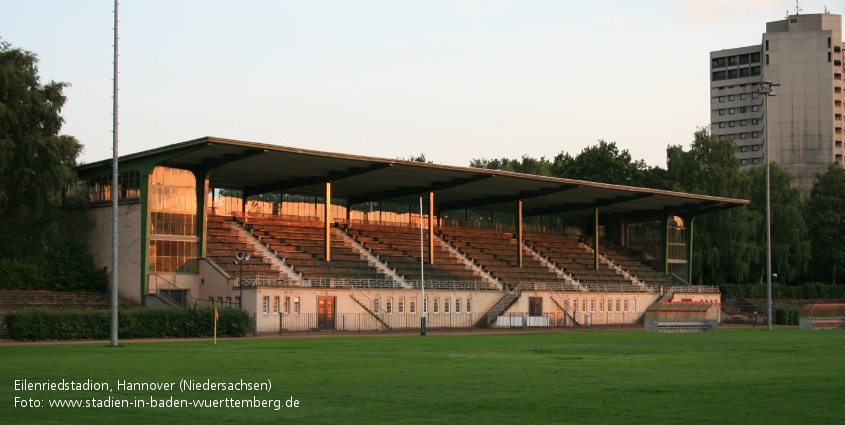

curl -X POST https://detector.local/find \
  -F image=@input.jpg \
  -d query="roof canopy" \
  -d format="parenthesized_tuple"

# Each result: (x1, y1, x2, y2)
(78, 137, 749, 218)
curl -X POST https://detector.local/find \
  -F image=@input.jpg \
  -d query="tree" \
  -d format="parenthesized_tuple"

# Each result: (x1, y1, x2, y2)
(551, 140, 667, 188)
(470, 155, 553, 176)
(0, 40, 82, 259)
(747, 163, 810, 284)
(403, 153, 433, 163)
(667, 128, 761, 284)
(805, 163, 845, 284)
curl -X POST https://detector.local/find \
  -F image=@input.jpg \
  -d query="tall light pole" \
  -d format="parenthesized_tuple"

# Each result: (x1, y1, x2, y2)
(760, 80, 779, 331)
(110, 0, 119, 347)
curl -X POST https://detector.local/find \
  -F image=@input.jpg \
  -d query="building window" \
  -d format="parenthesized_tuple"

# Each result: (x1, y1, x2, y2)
(274, 297, 280, 314)
(741, 133, 748, 139)
(730, 134, 736, 139)
(766, 40, 769, 51)
(719, 96, 725, 103)
(752, 105, 759, 112)
(262, 297, 269, 314)
(719, 109, 726, 115)
(740, 94, 747, 100)
(729, 108, 735, 114)
(236, 297, 241, 309)
(581, 299, 587, 313)
(422, 298, 427, 314)
(590, 299, 596, 313)
(218, 297, 223, 308)
(752, 118, 759, 125)
(294, 297, 300, 314)
(829, 52, 832, 63)
(753, 158, 761, 165)
(741, 120, 747, 126)
(751, 66, 761, 76)
(466, 298, 472, 314)
(729, 121, 735, 127)
(226, 297, 232, 307)
(434, 298, 440, 314)
(719, 135, 726, 141)
(284, 297, 290, 313)
(728, 95, 735, 101)
(741, 146, 748, 152)
(455, 298, 462, 314)
(752, 132, 759, 138)
(719, 122, 726, 128)
(624, 299, 629, 312)
(374, 298, 381, 313)
(740, 107, 747, 113)
(386, 298, 393, 314)
(444, 298, 451, 314)
(616, 299, 621, 312)
(410, 297, 417, 314)
(398, 297, 405, 314)
(753, 145, 760, 151)
(741, 159, 748, 165)
(751, 52, 760, 63)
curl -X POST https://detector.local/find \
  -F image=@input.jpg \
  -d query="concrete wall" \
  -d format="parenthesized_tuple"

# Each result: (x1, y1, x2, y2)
(247, 287, 666, 332)
(87, 202, 142, 304)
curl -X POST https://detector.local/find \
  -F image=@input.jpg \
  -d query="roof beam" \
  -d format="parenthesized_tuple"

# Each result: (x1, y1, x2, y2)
(186, 149, 267, 180)
(439, 184, 580, 212)
(243, 163, 392, 196)
(348, 174, 494, 205)
(524, 193, 654, 217)
(623, 200, 723, 220)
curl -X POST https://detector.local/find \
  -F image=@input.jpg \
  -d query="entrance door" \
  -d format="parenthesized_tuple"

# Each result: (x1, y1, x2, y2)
(528, 297, 542, 316)
(317, 296, 336, 330)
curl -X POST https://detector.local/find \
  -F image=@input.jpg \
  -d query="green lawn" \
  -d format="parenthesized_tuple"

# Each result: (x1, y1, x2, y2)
(2, 328, 843, 424)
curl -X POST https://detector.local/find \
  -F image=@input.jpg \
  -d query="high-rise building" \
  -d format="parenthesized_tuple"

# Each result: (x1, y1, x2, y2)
(710, 12, 845, 190)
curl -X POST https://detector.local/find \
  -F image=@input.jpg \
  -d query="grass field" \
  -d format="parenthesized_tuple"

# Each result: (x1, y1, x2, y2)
(2, 328, 844, 424)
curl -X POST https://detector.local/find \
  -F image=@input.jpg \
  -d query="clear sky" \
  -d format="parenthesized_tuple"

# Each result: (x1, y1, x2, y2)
(2, 0, 841, 168)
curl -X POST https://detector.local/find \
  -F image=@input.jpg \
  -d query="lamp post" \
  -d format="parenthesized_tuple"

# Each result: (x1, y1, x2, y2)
(234, 251, 250, 309)
(759, 80, 779, 331)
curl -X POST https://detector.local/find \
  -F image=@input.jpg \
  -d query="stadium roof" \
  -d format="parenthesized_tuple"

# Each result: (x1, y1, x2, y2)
(78, 136, 749, 218)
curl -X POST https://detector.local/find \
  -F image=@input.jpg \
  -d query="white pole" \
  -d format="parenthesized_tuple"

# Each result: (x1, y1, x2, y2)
(110, 0, 120, 347)
(420, 197, 425, 335)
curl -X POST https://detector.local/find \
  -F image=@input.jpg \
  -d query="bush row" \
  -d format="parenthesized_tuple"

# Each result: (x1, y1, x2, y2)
(775, 308, 800, 326)
(718, 283, 845, 299)
(0, 242, 108, 292)
(4, 307, 249, 341)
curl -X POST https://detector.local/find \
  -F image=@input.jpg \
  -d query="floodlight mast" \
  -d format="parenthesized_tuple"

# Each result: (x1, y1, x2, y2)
(420, 197, 426, 336)
(110, 0, 119, 347)
(759, 80, 779, 331)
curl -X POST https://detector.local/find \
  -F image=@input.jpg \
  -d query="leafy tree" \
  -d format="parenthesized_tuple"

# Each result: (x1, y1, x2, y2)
(551, 140, 667, 188)
(404, 153, 433, 163)
(747, 163, 810, 284)
(667, 128, 761, 284)
(0, 40, 82, 260)
(470, 155, 553, 176)
(805, 163, 845, 284)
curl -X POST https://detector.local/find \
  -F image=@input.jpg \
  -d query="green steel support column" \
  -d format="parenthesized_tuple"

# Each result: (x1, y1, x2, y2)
(517, 200, 523, 268)
(325, 182, 331, 262)
(662, 215, 670, 275)
(428, 192, 435, 265)
(594, 207, 599, 270)
(196, 177, 209, 259)
(686, 216, 695, 284)
(139, 172, 151, 306)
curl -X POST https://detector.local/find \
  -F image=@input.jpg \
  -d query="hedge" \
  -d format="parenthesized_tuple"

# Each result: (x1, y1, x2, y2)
(718, 283, 845, 299)
(775, 308, 800, 326)
(4, 307, 249, 341)
(0, 242, 108, 292)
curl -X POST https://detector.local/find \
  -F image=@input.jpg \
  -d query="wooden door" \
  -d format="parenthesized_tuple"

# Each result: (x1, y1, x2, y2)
(318, 296, 336, 330)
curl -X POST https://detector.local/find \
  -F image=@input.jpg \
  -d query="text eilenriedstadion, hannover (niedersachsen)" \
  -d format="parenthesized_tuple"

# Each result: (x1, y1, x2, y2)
(13, 378, 300, 411)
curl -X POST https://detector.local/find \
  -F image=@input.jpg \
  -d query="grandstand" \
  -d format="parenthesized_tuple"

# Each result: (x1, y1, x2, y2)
(73, 137, 745, 332)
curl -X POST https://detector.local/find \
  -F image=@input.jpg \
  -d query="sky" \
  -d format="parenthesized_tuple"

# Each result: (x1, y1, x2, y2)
(3, 0, 842, 168)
